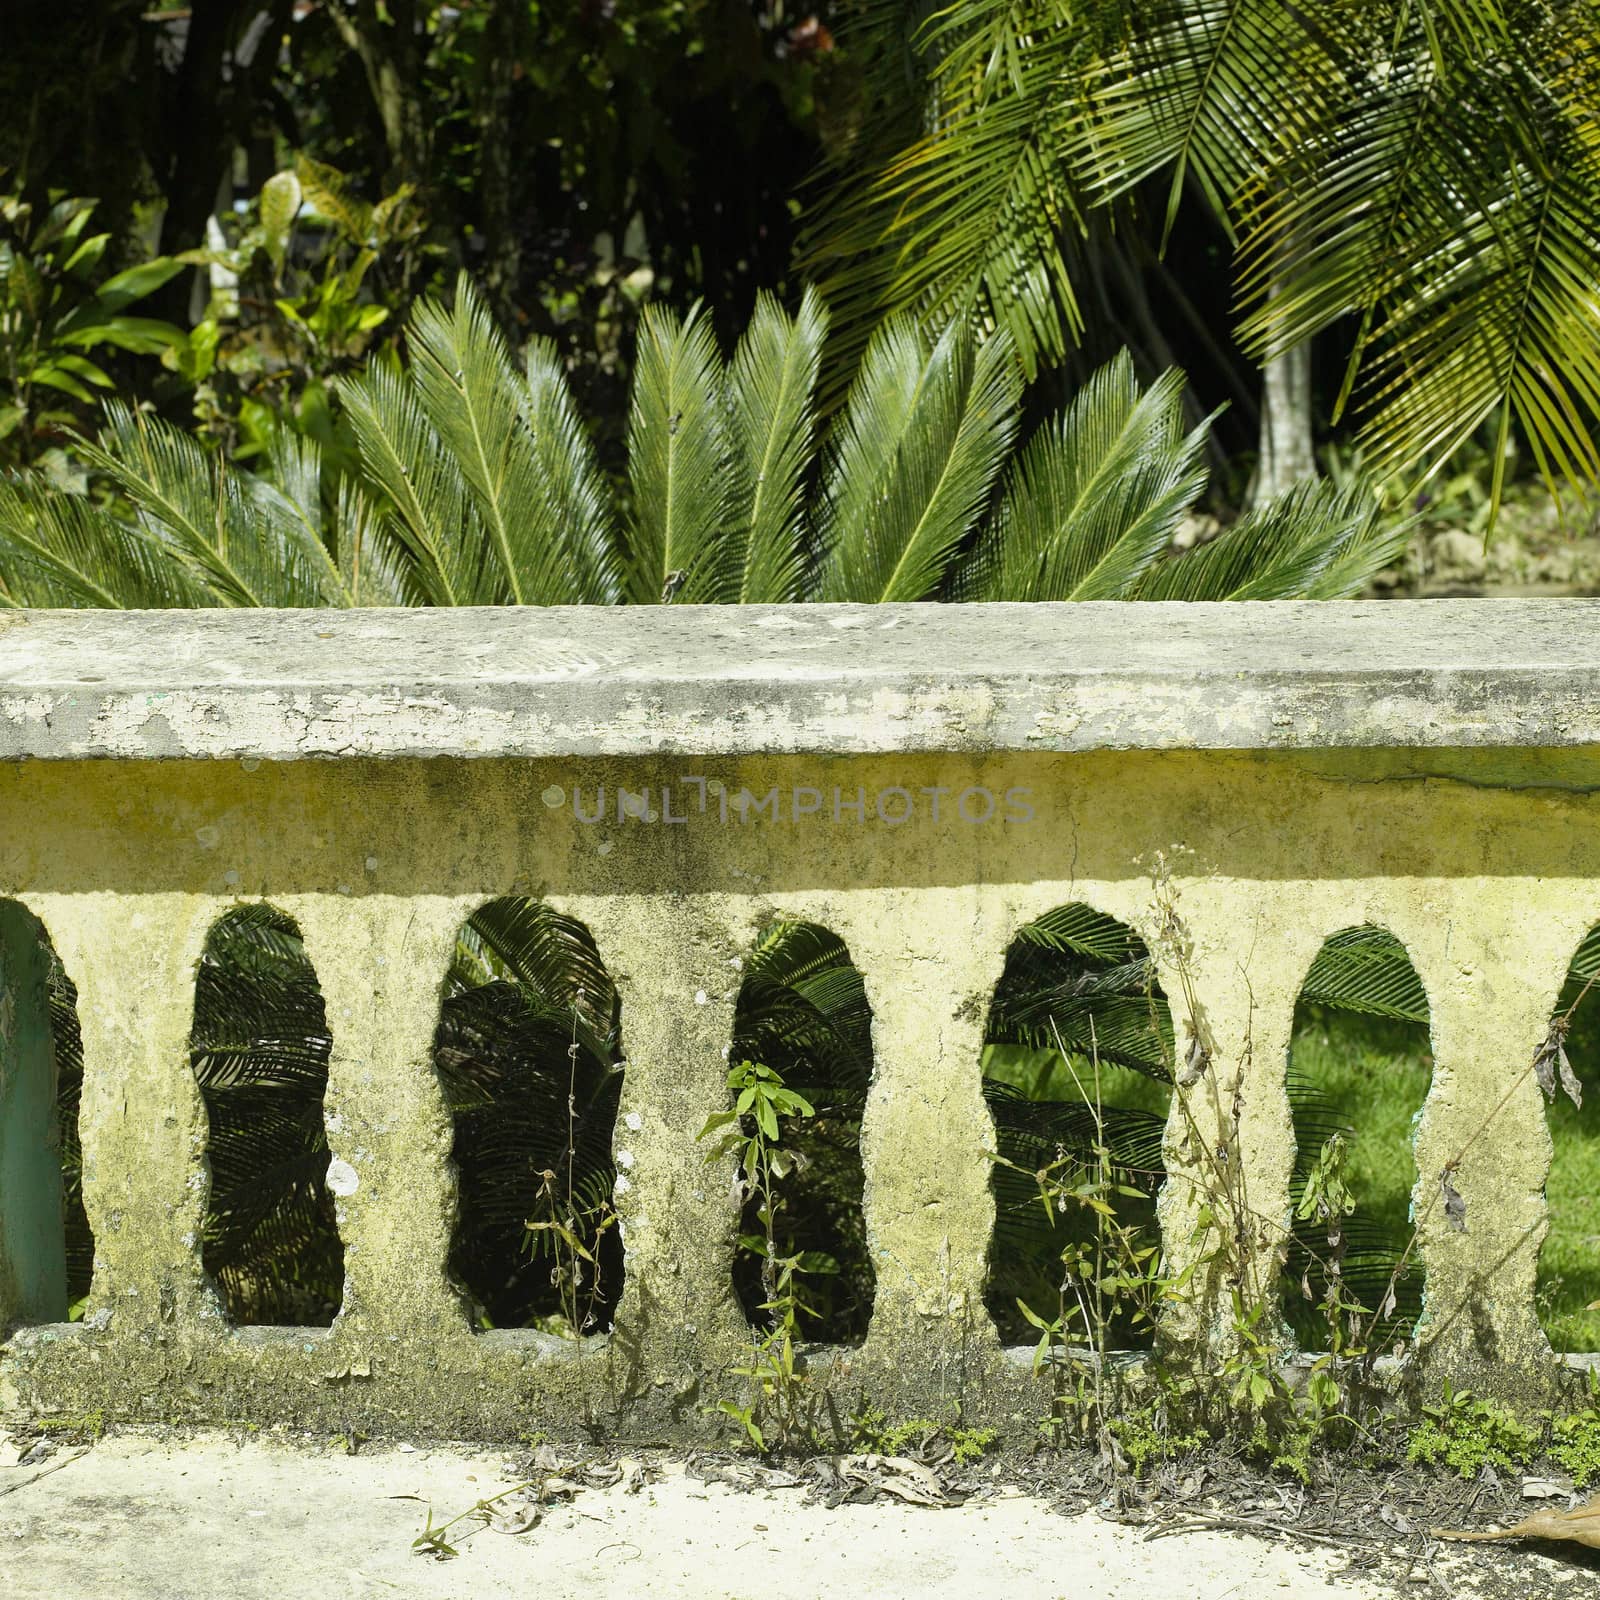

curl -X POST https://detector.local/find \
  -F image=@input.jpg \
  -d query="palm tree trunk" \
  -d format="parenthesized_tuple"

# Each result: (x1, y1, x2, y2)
(1254, 307, 1316, 504)
(1256, 343, 1316, 501)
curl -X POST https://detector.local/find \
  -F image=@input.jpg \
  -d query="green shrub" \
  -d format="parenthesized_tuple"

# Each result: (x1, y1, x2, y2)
(1406, 1386, 1539, 1478)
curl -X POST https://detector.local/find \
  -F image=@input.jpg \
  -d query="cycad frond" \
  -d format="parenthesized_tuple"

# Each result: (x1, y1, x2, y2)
(734, 921, 876, 1103)
(961, 352, 1208, 599)
(1136, 478, 1410, 599)
(340, 355, 490, 605)
(814, 316, 1022, 601)
(449, 897, 618, 1068)
(406, 274, 618, 606)
(332, 471, 412, 606)
(0, 474, 211, 608)
(721, 288, 828, 604)
(624, 302, 734, 605)
(81, 405, 348, 608)
(1014, 902, 1156, 964)
(522, 339, 621, 606)
(408, 275, 564, 605)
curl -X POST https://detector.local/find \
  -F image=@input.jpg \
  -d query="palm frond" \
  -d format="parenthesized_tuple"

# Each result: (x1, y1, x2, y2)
(812, 71, 1089, 384)
(733, 921, 876, 1104)
(814, 316, 1021, 601)
(1069, 0, 1333, 247)
(79, 405, 349, 608)
(989, 903, 1174, 1075)
(1014, 901, 1155, 963)
(1237, 3, 1600, 506)
(1297, 925, 1430, 1025)
(720, 288, 828, 604)
(961, 353, 1209, 599)
(187, 904, 341, 1325)
(340, 355, 490, 605)
(439, 977, 624, 1329)
(1136, 477, 1411, 599)
(624, 302, 734, 605)
(449, 897, 618, 1067)
(0, 474, 211, 608)
(408, 274, 615, 606)
(522, 338, 621, 605)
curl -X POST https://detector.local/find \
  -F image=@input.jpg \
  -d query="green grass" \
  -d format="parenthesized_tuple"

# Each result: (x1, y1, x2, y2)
(1284, 1010, 1431, 1347)
(1536, 995, 1600, 1349)
(983, 1005, 1600, 1355)
(1288, 1001, 1600, 1353)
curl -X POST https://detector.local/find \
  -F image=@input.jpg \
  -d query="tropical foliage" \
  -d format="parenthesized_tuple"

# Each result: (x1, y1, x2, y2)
(1, 184, 189, 467)
(0, 274, 1407, 613)
(7, 272, 1414, 1332)
(804, 0, 1600, 511)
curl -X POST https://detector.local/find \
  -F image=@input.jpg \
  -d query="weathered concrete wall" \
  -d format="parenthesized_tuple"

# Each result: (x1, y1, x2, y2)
(4, 599, 1600, 760)
(2, 723, 1599, 1437)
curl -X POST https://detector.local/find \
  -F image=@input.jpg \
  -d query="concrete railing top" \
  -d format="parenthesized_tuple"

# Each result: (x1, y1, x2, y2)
(0, 598, 1595, 761)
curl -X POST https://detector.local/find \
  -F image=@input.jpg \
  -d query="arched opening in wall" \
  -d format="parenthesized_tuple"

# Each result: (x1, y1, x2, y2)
(1535, 924, 1600, 1352)
(0, 903, 91, 1325)
(438, 898, 623, 1336)
(190, 905, 343, 1327)
(1282, 926, 1431, 1352)
(982, 905, 1174, 1350)
(725, 922, 876, 1345)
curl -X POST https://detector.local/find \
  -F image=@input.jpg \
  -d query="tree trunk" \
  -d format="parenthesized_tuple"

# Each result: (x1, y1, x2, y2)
(1253, 287, 1317, 505)
(478, 4, 522, 328)
(1255, 342, 1316, 502)
(157, 1, 238, 260)
(330, 0, 429, 186)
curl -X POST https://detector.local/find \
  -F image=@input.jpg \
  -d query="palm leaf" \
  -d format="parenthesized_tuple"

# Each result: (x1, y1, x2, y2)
(813, 316, 1021, 601)
(960, 352, 1209, 599)
(78, 405, 349, 608)
(1137, 477, 1411, 599)
(449, 897, 618, 1067)
(1297, 926, 1430, 1025)
(0, 474, 211, 608)
(340, 355, 489, 605)
(1068, 0, 1333, 248)
(522, 337, 621, 605)
(1236, 3, 1600, 506)
(733, 921, 876, 1104)
(720, 288, 828, 604)
(408, 274, 609, 606)
(623, 302, 733, 605)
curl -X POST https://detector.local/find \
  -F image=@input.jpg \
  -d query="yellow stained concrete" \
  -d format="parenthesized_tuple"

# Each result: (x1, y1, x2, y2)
(2, 746, 1598, 1435)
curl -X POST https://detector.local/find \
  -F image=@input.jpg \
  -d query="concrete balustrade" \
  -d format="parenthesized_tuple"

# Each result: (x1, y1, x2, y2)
(3, 599, 1600, 1437)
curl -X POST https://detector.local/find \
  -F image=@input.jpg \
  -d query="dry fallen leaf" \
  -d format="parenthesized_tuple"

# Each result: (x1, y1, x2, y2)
(839, 1454, 951, 1508)
(488, 1502, 540, 1535)
(1522, 1478, 1569, 1500)
(1379, 1504, 1413, 1535)
(1178, 1035, 1209, 1087)
(1433, 1489, 1600, 1550)
(1559, 1041, 1584, 1109)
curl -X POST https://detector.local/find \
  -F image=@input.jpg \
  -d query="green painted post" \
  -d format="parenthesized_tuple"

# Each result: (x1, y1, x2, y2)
(0, 901, 68, 1328)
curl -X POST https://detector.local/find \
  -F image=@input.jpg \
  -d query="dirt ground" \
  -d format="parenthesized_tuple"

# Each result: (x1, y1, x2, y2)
(3, 1425, 1598, 1600)
(1366, 480, 1600, 599)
